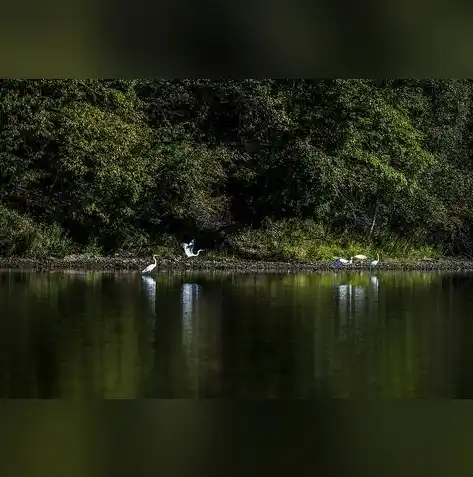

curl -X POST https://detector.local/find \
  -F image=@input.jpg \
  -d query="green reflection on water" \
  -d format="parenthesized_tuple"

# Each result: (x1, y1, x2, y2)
(0, 269, 470, 398)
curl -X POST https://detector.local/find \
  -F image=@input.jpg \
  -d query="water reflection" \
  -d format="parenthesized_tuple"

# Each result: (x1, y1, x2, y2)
(141, 275, 156, 316)
(370, 274, 379, 289)
(370, 274, 379, 307)
(1, 270, 473, 398)
(181, 283, 202, 393)
(336, 273, 378, 317)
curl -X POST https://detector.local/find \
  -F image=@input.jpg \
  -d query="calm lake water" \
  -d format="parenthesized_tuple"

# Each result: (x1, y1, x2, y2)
(1, 268, 472, 398)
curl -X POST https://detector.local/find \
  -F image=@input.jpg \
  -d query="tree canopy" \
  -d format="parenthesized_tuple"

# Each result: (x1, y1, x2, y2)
(1, 79, 473, 258)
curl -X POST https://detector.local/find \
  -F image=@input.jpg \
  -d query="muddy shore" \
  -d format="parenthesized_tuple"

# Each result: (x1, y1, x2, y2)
(1, 256, 473, 272)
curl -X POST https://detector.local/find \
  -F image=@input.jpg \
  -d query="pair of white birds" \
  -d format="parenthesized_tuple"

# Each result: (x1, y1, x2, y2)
(141, 239, 205, 274)
(333, 253, 380, 267)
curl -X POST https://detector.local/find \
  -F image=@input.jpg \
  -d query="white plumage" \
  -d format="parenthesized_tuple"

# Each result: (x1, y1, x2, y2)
(181, 239, 205, 257)
(141, 254, 158, 274)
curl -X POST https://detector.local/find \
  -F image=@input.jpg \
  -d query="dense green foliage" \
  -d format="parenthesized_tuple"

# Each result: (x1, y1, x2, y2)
(1, 79, 473, 259)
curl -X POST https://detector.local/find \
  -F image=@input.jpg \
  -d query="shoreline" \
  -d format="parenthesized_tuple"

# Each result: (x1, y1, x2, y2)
(1, 256, 473, 272)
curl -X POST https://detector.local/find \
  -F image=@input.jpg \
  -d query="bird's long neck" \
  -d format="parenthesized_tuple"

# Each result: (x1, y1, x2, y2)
(377, 253, 379, 261)
(153, 255, 157, 264)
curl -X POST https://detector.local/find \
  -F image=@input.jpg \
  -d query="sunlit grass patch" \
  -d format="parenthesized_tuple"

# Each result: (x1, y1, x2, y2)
(225, 217, 443, 262)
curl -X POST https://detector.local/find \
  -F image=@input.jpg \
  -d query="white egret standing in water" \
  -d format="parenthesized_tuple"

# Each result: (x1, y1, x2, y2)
(141, 254, 158, 274)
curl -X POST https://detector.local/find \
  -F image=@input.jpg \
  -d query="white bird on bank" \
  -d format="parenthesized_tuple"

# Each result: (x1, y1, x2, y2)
(370, 253, 380, 269)
(141, 254, 158, 274)
(333, 256, 353, 268)
(351, 254, 368, 261)
(182, 239, 195, 249)
(184, 247, 205, 257)
(181, 239, 205, 257)
(181, 239, 193, 254)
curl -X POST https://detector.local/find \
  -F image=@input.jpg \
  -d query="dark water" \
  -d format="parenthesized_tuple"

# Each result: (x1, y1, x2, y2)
(1, 268, 473, 398)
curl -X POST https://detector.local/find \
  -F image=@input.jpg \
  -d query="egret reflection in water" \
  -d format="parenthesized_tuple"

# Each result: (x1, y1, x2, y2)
(181, 283, 201, 350)
(337, 284, 365, 311)
(337, 283, 351, 308)
(141, 274, 157, 317)
(336, 274, 380, 325)
(370, 274, 379, 290)
(181, 282, 202, 393)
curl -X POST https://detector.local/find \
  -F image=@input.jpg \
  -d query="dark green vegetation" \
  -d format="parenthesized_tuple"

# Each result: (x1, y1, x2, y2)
(2, 79, 473, 261)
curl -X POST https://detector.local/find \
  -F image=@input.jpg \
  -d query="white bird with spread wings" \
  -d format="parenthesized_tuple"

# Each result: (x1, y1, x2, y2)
(181, 239, 205, 257)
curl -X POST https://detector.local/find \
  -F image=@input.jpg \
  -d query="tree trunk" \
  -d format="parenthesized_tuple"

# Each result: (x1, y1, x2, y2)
(368, 203, 379, 239)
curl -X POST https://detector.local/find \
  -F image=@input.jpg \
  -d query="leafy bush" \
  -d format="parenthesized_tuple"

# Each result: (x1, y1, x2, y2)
(0, 205, 74, 257)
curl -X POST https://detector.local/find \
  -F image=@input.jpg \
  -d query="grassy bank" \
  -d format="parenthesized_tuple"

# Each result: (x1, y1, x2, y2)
(1, 214, 469, 273)
(0, 216, 446, 261)
(225, 218, 443, 262)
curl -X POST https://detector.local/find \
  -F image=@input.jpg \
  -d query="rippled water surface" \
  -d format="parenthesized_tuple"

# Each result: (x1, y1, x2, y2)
(1, 268, 472, 398)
